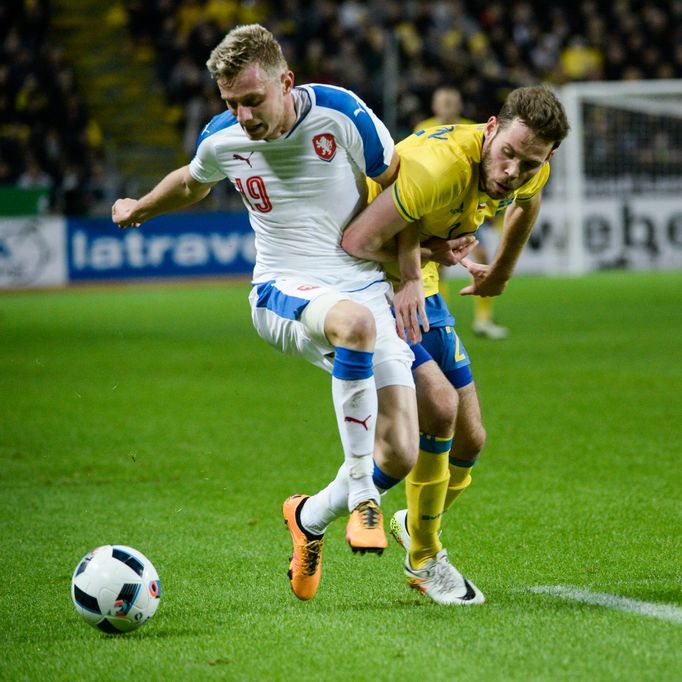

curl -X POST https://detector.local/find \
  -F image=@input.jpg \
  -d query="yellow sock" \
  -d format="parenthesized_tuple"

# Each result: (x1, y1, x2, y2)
(473, 296, 492, 324)
(443, 458, 475, 512)
(405, 433, 452, 569)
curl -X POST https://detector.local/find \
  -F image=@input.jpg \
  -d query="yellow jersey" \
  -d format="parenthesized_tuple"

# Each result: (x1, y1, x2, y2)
(369, 124, 550, 296)
(413, 116, 474, 132)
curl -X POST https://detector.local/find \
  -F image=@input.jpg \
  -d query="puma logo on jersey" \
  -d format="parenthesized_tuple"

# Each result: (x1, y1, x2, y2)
(344, 415, 372, 431)
(233, 153, 254, 167)
(353, 107, 365, 117)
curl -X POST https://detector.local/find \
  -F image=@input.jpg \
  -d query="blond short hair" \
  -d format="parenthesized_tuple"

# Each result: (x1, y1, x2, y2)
(206, 24, 287, 85)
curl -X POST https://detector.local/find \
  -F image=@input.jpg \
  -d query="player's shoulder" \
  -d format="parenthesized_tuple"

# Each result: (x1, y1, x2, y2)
(399, 124, 481, 174)
(302, 83, 369, 121)
(196, 110, 240, 149)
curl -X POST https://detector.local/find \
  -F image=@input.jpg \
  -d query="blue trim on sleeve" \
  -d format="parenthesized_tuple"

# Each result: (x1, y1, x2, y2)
(332, 346, 374, 380)
(311, 85, 389, 178)
(196, 110, 239, 150)
(254, 280, 310, 320)
(393, 184, 418, 221)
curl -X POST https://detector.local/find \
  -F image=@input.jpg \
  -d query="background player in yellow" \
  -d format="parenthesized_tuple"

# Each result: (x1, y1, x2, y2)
(342, 85, 570, 605)
(413, 85, 473, 131)
(414, 85, 508, 340)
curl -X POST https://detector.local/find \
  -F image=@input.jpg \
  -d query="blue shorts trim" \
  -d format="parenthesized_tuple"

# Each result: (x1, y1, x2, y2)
(446, 365, 474, 389)
(410, 342, 432, 371)
(254, 280, 309, 320)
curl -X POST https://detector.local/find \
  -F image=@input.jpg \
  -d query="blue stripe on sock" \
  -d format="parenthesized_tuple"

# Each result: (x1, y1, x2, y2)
(332, 346, 374, 380)
(419, 432, 453, 454)
(373, 462, 402, 491)
(449, 456, 477, 468)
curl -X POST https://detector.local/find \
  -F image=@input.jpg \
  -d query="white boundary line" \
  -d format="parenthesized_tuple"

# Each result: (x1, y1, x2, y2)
(530, 585, 682, 625)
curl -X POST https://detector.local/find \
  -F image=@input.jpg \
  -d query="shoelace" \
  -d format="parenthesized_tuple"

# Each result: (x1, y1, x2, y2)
(301, 539, 323, 575)
(358, 502, 380, 529)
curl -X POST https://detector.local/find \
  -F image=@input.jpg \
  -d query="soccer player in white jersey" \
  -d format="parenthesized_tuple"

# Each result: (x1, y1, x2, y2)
(111, 24, 469, 602)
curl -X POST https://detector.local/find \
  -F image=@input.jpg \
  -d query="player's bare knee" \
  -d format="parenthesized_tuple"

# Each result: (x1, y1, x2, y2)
(415, 365, 457, 437)
(457, 424, 486, 461)
(325, 301, 376, 349)
(420, 386, 457, 437)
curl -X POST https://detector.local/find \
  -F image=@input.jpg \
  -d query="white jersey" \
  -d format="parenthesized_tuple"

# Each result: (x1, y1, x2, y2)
(189, 84, 395, 291)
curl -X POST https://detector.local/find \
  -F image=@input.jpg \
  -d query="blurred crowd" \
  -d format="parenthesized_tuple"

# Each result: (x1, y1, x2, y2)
(2, 0, 681, 214)
(128, 0, 682, 154)
(0, 0, 108, 214)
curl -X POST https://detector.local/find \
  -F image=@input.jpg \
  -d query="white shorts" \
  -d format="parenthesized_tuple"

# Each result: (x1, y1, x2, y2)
(249, 278, 414, 389)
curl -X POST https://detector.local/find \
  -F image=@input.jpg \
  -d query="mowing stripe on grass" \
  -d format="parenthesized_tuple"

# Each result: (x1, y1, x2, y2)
(530, 585, 682, 624)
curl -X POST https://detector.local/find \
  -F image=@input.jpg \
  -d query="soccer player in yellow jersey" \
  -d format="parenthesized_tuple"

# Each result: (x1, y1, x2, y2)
(415, 85, 508, 339)
(342, 85, 570, 605)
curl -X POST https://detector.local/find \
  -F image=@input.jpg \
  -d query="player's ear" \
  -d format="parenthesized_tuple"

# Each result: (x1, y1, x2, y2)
(282, 70, 294, 94)
(485, 116, 498, 137)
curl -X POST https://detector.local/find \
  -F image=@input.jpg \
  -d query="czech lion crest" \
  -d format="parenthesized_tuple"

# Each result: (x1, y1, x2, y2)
(312, 133, 337, 161)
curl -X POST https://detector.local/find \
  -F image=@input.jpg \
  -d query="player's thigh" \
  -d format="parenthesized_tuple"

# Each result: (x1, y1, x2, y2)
(412, 359, 458, 436)
(374, 384, 419, 477)
(248, 281, 337, 372)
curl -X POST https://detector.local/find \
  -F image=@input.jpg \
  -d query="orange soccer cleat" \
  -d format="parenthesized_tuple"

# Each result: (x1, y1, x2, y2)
(345, 500, 388, 554)
(282, 495, 324, 601)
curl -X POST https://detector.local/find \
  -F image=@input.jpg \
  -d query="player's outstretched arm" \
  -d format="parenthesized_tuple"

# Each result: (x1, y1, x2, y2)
(459, 193, 541, 297)
(112, 166, 216, 228)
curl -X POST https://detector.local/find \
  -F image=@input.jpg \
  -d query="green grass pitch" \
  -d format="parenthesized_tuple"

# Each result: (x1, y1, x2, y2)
(1, 271, 681, 681)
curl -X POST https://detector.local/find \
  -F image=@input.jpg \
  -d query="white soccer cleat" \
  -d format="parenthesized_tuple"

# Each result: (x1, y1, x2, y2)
(404, 549, 485, 605)
(472, 320, 509, 340)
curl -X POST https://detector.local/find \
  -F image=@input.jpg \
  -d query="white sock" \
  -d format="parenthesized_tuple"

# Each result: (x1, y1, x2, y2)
(299, 464, 349, 536)
(331, 375, 379, 510)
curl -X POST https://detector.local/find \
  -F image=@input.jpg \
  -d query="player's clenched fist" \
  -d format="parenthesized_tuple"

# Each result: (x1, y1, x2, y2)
(112, 198, 142, 228)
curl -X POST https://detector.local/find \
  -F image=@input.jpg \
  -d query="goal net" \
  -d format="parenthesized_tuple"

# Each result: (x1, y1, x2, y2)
(536, 79, 682, 274)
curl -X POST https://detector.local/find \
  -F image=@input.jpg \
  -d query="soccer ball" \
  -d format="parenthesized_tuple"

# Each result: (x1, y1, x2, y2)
(71, 545, 161, 634)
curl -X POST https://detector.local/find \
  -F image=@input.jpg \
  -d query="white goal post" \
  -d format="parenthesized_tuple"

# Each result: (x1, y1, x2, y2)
(546, 79, 682, 274)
